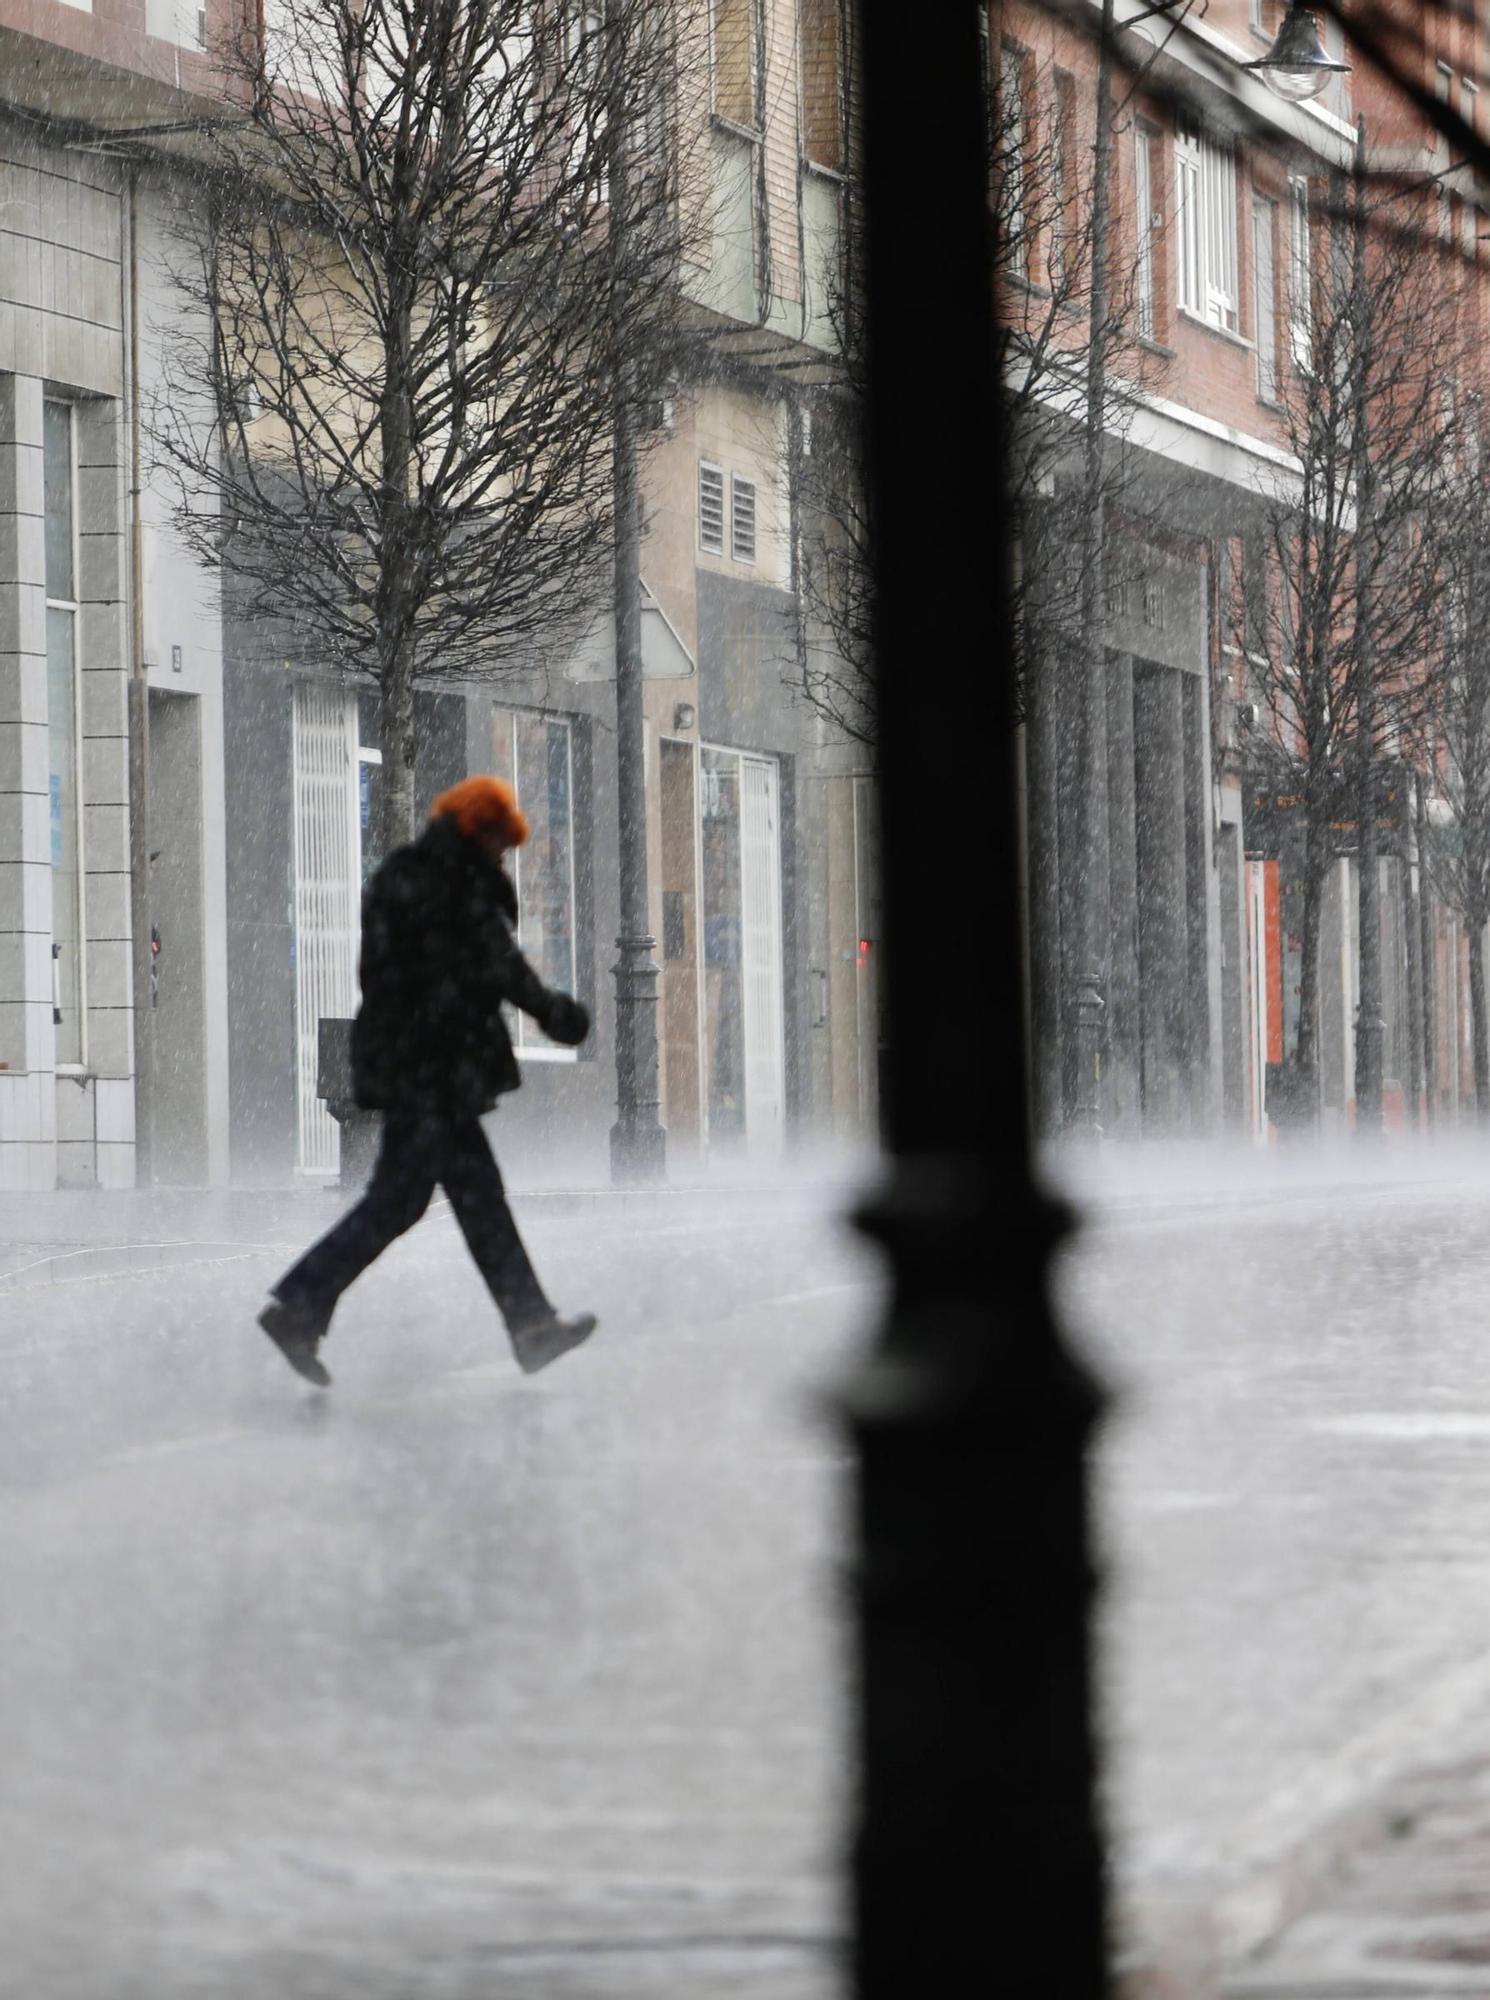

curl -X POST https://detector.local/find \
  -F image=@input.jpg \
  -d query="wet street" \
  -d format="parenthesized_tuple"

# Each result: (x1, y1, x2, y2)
(0, 1181, 873, 2000)
(1059, 1145, 1490, 1993)
(13, 1151, 1490, 1997)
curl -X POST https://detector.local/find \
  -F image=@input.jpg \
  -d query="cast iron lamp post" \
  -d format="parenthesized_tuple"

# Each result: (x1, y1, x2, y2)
(843, 2, 1108, 1992)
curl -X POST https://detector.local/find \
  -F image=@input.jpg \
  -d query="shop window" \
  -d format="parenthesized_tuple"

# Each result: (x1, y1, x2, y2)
(44, 400, 84, 1069)
(492, 708, 579, 1055)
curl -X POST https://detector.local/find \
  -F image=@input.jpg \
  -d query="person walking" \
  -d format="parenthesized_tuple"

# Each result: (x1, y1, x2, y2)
(258, 776, 597, 1387)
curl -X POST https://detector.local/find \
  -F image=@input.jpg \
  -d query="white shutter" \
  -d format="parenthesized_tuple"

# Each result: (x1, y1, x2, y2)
(1175, 121, 1202, 317)
(731, 474, 757, 563)
(699, 461, 725, 553)
(292, 683, 361, 1176)
(1289, 177, 1313, 373)
(1253, 197, 1277, 400)
(739, 757, 784, 1145)
(1134, 127, 1155, 341)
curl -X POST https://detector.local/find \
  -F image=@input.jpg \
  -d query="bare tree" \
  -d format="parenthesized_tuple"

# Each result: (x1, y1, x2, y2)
(790, 33, 1166, 752)
(155, 0, 699, 849)
(1238, 164, 1465, 1127)
(1415, 425, 1490, 1119)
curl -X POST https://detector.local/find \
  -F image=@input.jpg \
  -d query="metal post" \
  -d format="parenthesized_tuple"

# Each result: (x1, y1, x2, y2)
(843, 4, 1108, 1993)
(1068, 0, 1119, 1135)
(605, 0, 665, 1186)
(608, 382, 667, 1186)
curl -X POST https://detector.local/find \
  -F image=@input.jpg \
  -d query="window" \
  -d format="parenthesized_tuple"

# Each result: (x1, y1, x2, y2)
(491, 710, 579, 1055)
(1135, 124, 1158, 340)
(799, 0, 842, 172)
(699, 460, 726, 553)
(1000, 41, 1029, 278)
(1049, 70, 1076, 288)
(1288, 175, 1313, 373)
(44, 401, 84, 1069)
(1175, 118, 1238, 333)
(1436, 60, 1454, 103)
(731, 474, 757, 563)
(977, 7, 994, 188)
(1253, 197, 1278, 401)
(713, 0, 757, 127)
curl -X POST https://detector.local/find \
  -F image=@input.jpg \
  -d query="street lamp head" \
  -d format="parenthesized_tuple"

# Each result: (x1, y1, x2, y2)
(1245, 3, 1350, 104)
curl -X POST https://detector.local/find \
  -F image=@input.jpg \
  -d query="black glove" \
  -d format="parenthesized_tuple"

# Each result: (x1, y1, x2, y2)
(542, 993, 590, 1047)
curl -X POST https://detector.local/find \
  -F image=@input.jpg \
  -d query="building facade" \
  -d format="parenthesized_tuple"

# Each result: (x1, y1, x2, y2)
(998, 0, 1489, 1139)
(0, 0, 230, 1191)
(0, 0, 876, 1191)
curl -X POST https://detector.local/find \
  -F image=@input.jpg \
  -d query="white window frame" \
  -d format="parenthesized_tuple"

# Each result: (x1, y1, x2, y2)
(1288, 174, 1313, 375)
(493, 708, 581, 1063)
(698, 459, 726, 554)
(1175, 117, 1238, 334)
(1134, 123, 1158, 341)
(730, 473, 757, 564)
(1253, 194, 1278, 402)
(1001, 40, 1029, 278)
(1049, 70, 1074, 288)
(43, 399, 87, 1074)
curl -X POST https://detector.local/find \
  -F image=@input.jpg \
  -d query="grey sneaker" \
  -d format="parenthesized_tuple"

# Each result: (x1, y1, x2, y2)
(258, 1299, 332, 1387)
(510, 1311, 598, 1376)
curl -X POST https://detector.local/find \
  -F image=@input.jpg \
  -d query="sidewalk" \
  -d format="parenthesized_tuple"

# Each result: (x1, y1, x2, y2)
(1224, 1747, 1490, 1996)
(0, 1164, 868, 1292)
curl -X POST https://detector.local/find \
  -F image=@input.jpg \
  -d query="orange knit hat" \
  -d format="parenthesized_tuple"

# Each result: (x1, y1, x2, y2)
(431, 775, 530, 848)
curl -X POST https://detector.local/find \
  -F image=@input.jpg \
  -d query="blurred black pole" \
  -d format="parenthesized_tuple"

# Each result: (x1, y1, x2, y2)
(843, 3, 1109, 1995)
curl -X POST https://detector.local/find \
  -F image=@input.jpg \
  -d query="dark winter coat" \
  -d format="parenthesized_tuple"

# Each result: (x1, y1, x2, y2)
(350, 816, 589, 1116)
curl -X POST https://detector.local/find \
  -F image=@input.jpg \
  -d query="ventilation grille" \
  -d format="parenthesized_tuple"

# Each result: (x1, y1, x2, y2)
(699, 461, 725, 554)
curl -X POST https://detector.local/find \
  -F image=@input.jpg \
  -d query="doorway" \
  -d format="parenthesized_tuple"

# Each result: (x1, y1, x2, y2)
(700, 746, 784, 1149)
(146, 688, 209, 1185)
(291, 682, 361, 1176)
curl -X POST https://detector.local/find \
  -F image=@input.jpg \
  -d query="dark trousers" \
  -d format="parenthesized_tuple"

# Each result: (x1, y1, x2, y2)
(275, 1110, 552, 1333)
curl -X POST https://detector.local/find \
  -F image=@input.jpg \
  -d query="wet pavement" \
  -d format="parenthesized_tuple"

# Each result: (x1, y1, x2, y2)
(1, 1177, 872, 1999)
(1056, 1144, 1490, 1996)
(16, 1145, 1490, 1996)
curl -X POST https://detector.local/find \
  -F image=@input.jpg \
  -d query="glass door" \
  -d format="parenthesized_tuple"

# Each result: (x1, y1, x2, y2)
(700, 746, 783, 1148)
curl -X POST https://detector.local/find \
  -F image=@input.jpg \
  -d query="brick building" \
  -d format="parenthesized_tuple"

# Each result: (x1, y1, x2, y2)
(997, 0, 1486, 1136)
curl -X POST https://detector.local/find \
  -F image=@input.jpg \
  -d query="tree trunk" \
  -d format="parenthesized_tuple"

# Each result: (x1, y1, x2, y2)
(376, 277, 419, 855)
(375, 640, 418, 856)
(1402, 842, 1424, 1132)
(1066, 0, 1117, 1134)
(1292, 845, 1327, 1125)
(1472, 919, 1490, 1121)
(1355, 778, 1383, 1132)
(1349, 120, 1384, 1135)
(1417, 779, 1438, 1130)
